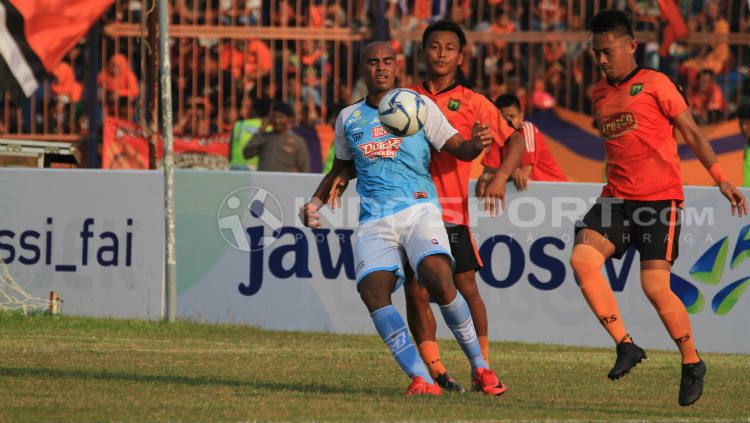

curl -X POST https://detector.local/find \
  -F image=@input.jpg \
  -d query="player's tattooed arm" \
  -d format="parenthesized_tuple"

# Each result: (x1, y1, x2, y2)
(442, 121, 494, 161)
(673, 109, 748, 217)
(301, 158, 355, 228)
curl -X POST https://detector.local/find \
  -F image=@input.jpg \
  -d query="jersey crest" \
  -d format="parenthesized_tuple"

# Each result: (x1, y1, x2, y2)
(630, 83, 644, 96)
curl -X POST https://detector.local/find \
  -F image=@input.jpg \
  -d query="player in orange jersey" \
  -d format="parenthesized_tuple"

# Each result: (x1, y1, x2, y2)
(571, 10, 747, 407)
(405, 19, 523, 394)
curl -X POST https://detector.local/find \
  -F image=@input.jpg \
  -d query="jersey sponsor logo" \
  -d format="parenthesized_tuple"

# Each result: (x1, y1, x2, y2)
(630, 83, 644, 96)
(371, 126, 389, 139)
(358, 138, 403, 159)
(447, 99, 461, 111)
(600, 112, 637, 139)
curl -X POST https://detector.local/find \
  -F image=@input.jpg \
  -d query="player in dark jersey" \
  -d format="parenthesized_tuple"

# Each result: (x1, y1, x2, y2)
(571, 10, 746, 407)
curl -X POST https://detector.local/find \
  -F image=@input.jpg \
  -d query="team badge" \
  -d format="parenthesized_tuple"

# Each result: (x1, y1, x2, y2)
(447, 99, 461, 111)
(630, 83, 643, 96)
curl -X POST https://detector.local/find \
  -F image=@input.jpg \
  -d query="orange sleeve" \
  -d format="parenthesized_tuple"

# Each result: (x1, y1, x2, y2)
(482, 141, 502, 169)
(476, 95, 515, 149)
(654, 73, 688, 118)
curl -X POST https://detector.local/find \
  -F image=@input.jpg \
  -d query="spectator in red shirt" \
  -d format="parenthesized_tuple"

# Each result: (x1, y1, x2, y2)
(485, 94, 567, 190)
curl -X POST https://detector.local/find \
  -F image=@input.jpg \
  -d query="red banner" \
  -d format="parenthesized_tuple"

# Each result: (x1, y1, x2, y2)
(102, 118, 230, 169)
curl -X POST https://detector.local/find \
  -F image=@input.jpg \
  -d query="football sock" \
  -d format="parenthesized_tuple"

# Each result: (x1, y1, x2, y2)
(417, 341, 446, 379)
(571, 244, 631, 344)
(439, 292, 487, 370)
(641, 269, 700, 364)
(371, 305, 433, 383)
(478, 336, 490, 366)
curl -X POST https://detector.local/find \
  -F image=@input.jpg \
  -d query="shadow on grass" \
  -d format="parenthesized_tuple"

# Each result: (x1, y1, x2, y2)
(0, 366, 388, 396)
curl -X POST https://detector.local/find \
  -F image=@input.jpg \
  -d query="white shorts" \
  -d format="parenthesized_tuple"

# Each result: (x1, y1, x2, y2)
(354, 202, 454, 290)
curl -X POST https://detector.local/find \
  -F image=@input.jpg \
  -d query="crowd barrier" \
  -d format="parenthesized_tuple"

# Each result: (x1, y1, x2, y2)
(1, 169, 747, 353)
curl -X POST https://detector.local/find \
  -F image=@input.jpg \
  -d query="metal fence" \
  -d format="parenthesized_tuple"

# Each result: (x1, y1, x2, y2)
(1, 0, 748, 147)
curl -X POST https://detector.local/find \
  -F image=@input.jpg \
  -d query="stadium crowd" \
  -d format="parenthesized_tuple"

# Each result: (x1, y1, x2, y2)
(0, 0, 748, 172)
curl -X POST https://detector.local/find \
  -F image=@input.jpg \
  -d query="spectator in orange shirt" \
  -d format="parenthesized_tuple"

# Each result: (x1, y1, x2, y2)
(51, 62, 84, 132)
(220, 39, 272, 81)
(98, 54, 139, 100)
(688, 69, 726, 124)
(98, 54, 139, 118)
(490, 10, 515, 55)
(51, 62, 83, 104)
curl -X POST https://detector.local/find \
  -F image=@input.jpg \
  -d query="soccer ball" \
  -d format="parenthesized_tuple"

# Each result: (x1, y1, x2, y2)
(377, 88, 427, 137)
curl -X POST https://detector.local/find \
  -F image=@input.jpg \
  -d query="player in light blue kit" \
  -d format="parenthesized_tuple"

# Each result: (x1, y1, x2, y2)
(301, 42, 506, 396)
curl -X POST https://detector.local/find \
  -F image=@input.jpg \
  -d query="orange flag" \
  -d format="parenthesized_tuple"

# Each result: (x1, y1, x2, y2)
(0, 0, 114, 98)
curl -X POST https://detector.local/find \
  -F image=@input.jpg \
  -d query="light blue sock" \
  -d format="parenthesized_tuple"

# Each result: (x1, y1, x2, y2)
(371, 305, 433, 383)
(439, 292, 488, 371)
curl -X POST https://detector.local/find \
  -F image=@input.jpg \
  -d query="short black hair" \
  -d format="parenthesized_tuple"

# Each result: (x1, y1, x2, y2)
(270, 100, 294, 117)
(494, 94, 521, 110)
(590, 9, 634, 39)
(422, 20, 467, 49)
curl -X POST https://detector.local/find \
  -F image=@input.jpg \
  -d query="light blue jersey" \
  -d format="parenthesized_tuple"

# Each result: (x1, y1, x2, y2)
(334, 97, 458, 223)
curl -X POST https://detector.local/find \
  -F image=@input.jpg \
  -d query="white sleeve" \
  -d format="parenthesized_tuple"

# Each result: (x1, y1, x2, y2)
(420, 95, 458, 151)
(522, 121, 536, 152)
(333, 112, 353, 160)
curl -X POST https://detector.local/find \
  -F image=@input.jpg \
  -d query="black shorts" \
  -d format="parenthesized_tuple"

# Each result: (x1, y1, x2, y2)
(445, 223, 483, 274)
(576, 198, 682, 263)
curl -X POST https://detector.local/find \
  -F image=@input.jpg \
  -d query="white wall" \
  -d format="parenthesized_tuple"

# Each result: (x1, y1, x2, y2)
(0, 169, 164, 319)
(174, 171, 750, 354)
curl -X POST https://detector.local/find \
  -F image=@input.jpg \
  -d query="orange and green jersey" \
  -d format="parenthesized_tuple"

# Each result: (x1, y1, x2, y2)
(591, 67, 688, 201)
(411, 82, 516, 225)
